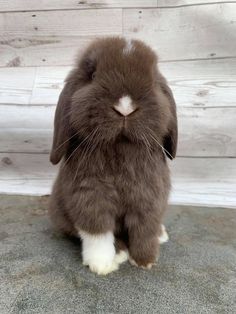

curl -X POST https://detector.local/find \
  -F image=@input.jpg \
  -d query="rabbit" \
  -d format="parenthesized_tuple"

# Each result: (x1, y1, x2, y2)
(49, 37, 178, 275)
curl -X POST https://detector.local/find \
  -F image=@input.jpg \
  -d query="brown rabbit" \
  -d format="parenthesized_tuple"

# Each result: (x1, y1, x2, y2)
(49, 37, 178, 275)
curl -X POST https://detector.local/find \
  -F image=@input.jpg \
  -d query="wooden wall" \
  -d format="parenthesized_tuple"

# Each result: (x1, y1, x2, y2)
(0, 0, 236, 207)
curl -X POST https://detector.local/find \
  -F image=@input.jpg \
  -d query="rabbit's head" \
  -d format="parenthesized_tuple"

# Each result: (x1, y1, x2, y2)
(50, 37, 177, 164)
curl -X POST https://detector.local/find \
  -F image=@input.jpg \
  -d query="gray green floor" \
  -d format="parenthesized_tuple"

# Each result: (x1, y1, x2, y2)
(0, 195, 235, 314)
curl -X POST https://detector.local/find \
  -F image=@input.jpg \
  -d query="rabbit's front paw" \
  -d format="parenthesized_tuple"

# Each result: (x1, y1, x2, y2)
(129, 257, 156, 270)
(79, 230, 118, 275)
(83, 249, 128, 275)
(83, 257, 119, 275)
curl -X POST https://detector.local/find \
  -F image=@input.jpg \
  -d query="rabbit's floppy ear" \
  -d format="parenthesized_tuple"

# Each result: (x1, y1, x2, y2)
(50, 48, 98, 165)
(50, 84, 71, 165)
(160, 80, 178, 160)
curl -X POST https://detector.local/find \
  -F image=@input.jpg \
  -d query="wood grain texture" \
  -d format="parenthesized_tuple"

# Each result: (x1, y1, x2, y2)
(0, 0, 157, 12)
(1, 153, 235, 208)
(0, 9, 122, 67)
(0, 67, 36, 105)
(0, 0, 234, 12)
(0, 36, 99, 68)
(1, 2, 235, 204)
(160, 59, 236, 108)
(31, 67, 66, 105)
(1, 58, 236, 107)
(0, 153, 56, 195)
(170, 157, 236, 208)
(1, 104, 236, 156)
(123, 3, 236, 61)
(0, 105, 53, 153)
(1, 3, 236, 66)
(177, 107, 236, 157)
(157, 0, 236, 7)
(0, 67, 66, 105)
(1, 10, 122, 37)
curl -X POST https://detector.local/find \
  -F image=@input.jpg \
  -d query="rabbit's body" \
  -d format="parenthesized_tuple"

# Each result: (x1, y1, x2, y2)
(49, 37, 177, 275)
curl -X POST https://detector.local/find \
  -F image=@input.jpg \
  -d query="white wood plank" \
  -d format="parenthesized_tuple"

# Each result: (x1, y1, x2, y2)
(0, 0, 157, 12)
(0, 9, 122, 67)
(1, 58, 236, 107)
(157, 0, 236, 7)
(0, 66, 68, 105)
(1, 153, 235, 208)
(0, 105, 54, 153)
(169, 157, 236, 208)
(170, 182, 236, 208)
(0, 129, 52, 154)
(177, 107, 236, 157)
(0, 153, 56, 195)
(1, 0, 234, 12)
(123, 4, 236, 61)
(0, 67, 36, 105)
(160, 59, 236, 108)
(0, 0, 233, 12)
(1, 4, 236, 66)
(0, 37, 97, 68)
(1, 104, 236, 157)
(31, 67, 67, 105)
(1, 9, 122, 37)
(170, 157, 236, 184)
(0, 105, 54, 130)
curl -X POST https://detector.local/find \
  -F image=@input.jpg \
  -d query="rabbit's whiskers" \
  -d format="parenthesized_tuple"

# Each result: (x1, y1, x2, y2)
(136, 122, 173, 159)
(73, 127, 100, 182)
(54, 130, 80, 152)
(61, 127, 99, 169)
(145, 126, 173, 159)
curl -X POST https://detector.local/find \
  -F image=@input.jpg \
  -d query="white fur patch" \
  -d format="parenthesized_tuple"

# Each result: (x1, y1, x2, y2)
(158, 224, 169, 244)
(79, 230, 118, 275)
(114, 96, 135, 116)
(123, 39, 134, 54)
(114, 250, 129, 265)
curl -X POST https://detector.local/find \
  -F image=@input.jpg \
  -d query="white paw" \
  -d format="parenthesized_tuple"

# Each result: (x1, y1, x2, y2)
(158, 224, 169, 244)
(83, 257, 119, 275)
(114, 250, 129, 265)
(83, 249, 128, 275)
(79, 230, 118, 275)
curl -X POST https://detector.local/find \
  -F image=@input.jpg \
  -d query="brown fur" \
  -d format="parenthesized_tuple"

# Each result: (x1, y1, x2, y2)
(49, 37, 178, 267)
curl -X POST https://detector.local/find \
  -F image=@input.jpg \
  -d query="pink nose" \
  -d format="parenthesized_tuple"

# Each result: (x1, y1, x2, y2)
(113, 96, 136, 116)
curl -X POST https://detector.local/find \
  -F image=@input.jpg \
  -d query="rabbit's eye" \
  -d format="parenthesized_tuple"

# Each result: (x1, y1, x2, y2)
(91, 72, 96, 80)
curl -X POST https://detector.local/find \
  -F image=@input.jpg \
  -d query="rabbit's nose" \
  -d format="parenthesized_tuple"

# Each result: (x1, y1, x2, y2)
(113, 96, 137, 116)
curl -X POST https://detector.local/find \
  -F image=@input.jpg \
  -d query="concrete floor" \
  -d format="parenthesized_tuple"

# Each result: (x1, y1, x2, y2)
(0, 195, 235, 314)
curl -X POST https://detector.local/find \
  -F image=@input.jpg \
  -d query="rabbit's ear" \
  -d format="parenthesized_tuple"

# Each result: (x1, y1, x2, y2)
(50, 85, 71, 165)
(50, 49, 97, 165)
(160, 82, 178, 160)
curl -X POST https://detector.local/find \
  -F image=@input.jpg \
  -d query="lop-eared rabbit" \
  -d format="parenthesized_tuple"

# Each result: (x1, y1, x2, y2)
(49, 37, 178, 275)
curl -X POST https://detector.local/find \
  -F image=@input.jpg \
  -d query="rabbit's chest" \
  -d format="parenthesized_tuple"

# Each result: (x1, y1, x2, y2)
(110, 152, 161, 191)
